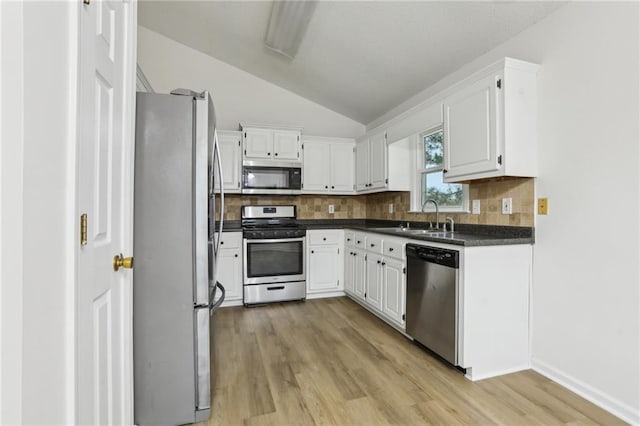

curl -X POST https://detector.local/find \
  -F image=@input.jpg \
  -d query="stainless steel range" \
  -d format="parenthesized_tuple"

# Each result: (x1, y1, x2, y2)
(242, 205, 306, 306)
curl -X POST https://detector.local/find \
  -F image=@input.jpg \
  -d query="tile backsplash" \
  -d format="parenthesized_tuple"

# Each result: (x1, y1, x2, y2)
(218, 177, 534, 227)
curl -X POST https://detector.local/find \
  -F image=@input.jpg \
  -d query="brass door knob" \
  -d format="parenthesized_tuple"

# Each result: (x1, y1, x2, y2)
(113, 253, 134, 271)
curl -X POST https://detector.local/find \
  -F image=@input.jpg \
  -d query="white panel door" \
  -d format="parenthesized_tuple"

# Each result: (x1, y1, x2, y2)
(330, 143, 355, 192)
(383, 258, 405, 326)
(273, 130, 300, 160)
(353, 249, 366, 301)
(244, 128, 273, 159)
(77, 0, 135, 424)
(369, 132, 387, 189)
(344, 250, 355, 295)
(215, 131, 241, 193)
(355, 138, 369, 191)
(443, 73, 499, 179)
(302, 140, 329, 192)
(216, 249, 243, 301)
(307, 246, 340, 293)
(365, 253, 384, 312)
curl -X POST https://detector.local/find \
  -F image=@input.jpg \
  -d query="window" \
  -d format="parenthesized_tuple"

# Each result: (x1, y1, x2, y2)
(416, 128, 467, 212)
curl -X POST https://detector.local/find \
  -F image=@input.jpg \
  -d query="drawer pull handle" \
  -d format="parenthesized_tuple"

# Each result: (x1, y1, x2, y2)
(267, 286, 285, 291)
(370, 243, 375, 247)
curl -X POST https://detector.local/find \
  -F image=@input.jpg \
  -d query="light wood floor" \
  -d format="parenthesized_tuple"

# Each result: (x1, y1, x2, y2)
(199, 297, 625, 426)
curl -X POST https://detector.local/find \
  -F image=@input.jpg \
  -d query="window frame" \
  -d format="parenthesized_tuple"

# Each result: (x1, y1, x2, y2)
(411, 126, 469, 213)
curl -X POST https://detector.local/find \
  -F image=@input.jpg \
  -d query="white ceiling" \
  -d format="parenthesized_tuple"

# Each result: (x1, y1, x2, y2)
(139, 1, 565, 124)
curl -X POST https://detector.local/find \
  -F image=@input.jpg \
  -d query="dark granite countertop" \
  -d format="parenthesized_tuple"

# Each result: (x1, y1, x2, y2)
(300, 219, 534, 247)
(217, 219, 534, 246)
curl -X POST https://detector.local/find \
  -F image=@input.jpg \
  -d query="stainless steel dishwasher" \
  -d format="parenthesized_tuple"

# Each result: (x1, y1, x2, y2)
(406, 244, 459, 365)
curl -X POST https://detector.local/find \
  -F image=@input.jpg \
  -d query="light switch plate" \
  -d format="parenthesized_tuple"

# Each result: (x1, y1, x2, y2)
(328, 204, 335, 214)
(472, 199, 481, 214)
(388, 203, 394, 214)
(502, 198, 512, 215)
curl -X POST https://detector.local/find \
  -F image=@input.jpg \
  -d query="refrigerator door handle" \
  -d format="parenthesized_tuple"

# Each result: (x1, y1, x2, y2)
(210, 281, 225, 316)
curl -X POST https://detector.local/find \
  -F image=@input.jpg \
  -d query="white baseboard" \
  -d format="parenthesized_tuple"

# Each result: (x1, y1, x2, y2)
(532, 358, 639, 425)
(305, 291, 346, 300)
(465, 364, 530, 382)
(220, 299, 243, 308)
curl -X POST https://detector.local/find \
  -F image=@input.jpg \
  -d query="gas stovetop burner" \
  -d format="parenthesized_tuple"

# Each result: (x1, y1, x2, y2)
(240, 205, 305, 239)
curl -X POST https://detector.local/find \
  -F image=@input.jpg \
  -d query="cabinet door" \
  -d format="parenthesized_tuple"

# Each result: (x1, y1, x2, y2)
(353, 249, 366, 301)
(308, 246, 340, 293)
(344, 250, 355, 295)
(365, 253, 383, 312)
(330, 143, 355, 192)
(383, 258, 405, 326)
(215, 131, 242, 193)
(355, 139, 369, 191)
(244, 128, 273, 159)
(443, 73, 500, 179)
(273, 130, 300, 160)
(302, 141, 330, 193)
(217, 249, 243, 301)
(369, 132, 387, 189)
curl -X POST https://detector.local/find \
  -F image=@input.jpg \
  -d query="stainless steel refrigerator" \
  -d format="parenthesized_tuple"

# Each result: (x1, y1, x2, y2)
(133, 90, 225, 425)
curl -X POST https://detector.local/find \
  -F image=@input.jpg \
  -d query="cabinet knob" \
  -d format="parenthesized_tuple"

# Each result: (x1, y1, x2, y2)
(377, 260, 381, 264)
(325, 185, 328, 189)
(311, 250, 315, 254)
(357, 240, 361, 244)
(220, 241, 224, 245)
(389, 248, 394, 252)
(267, 152, 271, 156)
(331, 186, 334, 189)
(234, 254, 238, 258)
(274, 152, 278, 156)
(323, 237, 327, 241)
(443, 169, 448, 173)
(370, 243, 375, 247)
(347, 238, 351, 242)
(382, 262, 386, 266)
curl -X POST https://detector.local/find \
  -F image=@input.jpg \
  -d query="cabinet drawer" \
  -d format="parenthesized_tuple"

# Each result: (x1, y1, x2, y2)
(345, 231, 356, 247)
(354, 232, 366, 249)
(308, 230, 341, 246)
(383, 239, 405, 259)
(366, 235, 383, 254)
(216, 231, 242, 249)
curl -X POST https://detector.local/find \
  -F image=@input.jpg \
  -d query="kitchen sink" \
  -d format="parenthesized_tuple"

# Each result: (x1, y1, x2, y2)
(368, 227, 449, 236)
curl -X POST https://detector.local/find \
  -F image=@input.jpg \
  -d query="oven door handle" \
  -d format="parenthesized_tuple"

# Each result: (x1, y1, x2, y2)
(244, 237, 305, 244)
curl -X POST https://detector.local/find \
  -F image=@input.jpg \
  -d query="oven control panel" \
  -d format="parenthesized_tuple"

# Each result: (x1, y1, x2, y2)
(243, 228, 306, 240)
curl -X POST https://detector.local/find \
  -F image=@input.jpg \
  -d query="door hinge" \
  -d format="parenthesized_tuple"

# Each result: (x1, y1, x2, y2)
(337, 280, 340, 287)
(238, 182, 240, 189)
(301, 143, 304, 150)
(80, 213, 88, 246)
(83, 0, 90, 4)
(297, 152, 299, 158)
(384, 132, 387, 140)
(497, 79, 502, 89)
(297, 135, 300, 142)
(497, 154, 503, 165)
(238, 140, 240, 146)
(402, 267, 406, 274)
(337, 248, 340, 254)
(365, 292, 367, 298)
(402, 314, 405, 321)
(365, 254, 367, 261)
(244, 132, 247, 138)
(385, 178, 388, 184)
(244, 149, 247, 155)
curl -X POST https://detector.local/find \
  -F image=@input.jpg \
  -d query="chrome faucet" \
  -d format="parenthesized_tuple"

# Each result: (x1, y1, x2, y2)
(422, 199, 440, 230)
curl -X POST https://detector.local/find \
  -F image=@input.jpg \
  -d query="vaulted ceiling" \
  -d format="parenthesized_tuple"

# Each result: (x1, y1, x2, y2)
(139, 1, 565, 124)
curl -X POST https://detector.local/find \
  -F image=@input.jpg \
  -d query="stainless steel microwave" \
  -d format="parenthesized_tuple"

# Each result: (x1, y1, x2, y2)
(241, 161, 302, 195)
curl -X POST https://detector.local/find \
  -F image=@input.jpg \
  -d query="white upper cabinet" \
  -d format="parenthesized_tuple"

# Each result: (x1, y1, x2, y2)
(273, 130, 301, 160)
(215, 130, 242, 193)
(241, 124, 301, 161)
(355, 131, 388, 192)
(302, 136, 355, 194)
(443, 58, 539, 181)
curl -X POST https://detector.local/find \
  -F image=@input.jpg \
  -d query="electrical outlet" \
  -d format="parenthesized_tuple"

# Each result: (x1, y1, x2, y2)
(501, 198, 512, 215)
(538, 198, 548, 215)
(388, 203, 394, 214)
(472, 199, 481, 215)
(328, 204, 335, 214)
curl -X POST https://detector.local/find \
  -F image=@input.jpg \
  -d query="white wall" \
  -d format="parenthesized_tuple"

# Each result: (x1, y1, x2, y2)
(0, 2, 77, 424)
(0, 2, 25, 424)
(370, 3, 640, 423)
(137, 26, 365, 138)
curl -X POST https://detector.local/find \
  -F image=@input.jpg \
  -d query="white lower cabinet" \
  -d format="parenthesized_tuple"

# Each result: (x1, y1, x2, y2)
(306, 230, 344, 295)
(382, 257, 405, 326)
(344, 231, 407, 330)
(216, 232, 243, 306)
